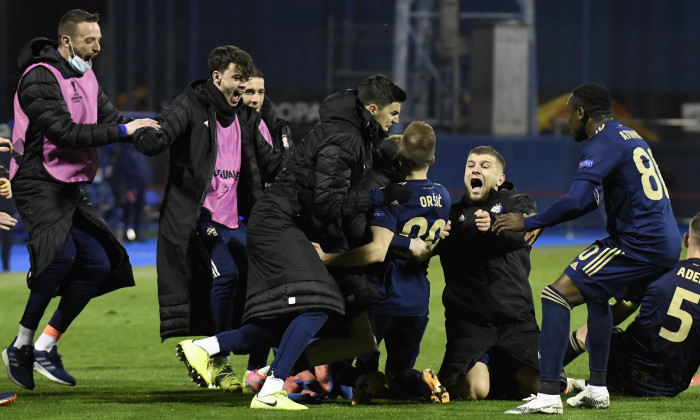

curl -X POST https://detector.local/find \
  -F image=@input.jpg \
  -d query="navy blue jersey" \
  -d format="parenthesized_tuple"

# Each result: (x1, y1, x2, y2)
(574, 120, 680, 263)
(369, 179, 451, 316)
(618, 258, 700, 396)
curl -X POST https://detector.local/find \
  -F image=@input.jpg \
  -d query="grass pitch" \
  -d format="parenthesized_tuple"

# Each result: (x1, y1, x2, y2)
(0, 245, 697, 419)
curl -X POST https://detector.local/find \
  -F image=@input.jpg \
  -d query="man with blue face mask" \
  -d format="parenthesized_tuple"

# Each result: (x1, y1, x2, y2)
(2, 9, 159, 391)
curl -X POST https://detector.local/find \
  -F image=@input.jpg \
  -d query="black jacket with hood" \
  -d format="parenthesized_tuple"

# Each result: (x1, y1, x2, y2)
(259, 95, 295, 158)
(133, 79, 284, 339)
(436, 182, 538, 326)
(242, 89, 387, 322)
(12, 37, 133, 294)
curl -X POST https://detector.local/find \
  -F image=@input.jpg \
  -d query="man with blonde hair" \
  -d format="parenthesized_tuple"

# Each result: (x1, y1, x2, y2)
(316, 121, 451, 404)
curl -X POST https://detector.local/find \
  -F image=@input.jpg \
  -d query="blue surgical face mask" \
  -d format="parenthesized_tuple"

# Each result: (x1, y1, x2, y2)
(67, 37, 92, 74)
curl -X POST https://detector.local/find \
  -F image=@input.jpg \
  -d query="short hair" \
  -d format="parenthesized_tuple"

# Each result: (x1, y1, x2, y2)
(690, 212, 700, 248)
(207, 45, 254, 79)
(388, 134, 402, 147)
(357, 74, 407, 108)
(58, 9, 99, 39)
(249, 66, 264, 80)
(468, 145, 505, 172)
(399, 121, 435, 172)
(570, 83, 613, 119)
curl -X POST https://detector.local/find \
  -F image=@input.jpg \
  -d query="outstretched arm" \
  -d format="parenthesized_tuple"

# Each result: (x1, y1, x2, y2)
(314, 226, 394, 267)
(493, 179, 599, 234)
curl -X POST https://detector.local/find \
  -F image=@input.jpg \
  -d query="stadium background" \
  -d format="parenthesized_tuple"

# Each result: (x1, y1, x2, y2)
(0, 0, 697, 244)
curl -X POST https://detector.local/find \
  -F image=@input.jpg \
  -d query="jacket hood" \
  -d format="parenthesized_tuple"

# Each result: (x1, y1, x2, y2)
(319, 89, 386, 140)
(17, 38, 74, 76)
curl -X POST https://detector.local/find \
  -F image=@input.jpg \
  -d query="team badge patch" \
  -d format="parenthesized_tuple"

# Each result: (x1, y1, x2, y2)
(206, 226, 218, 237)
(579, 159, 594, 168)
(490, 204, 502, 213)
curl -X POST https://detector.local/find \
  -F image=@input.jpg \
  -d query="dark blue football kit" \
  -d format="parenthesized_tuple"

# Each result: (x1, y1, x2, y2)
(607, 258, 700, 397)
(524, 120, 681, 388)
(361, 179, 450, 397)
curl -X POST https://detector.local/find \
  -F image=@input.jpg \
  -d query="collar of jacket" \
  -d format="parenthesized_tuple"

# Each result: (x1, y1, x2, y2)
(18, 37, 83, 79)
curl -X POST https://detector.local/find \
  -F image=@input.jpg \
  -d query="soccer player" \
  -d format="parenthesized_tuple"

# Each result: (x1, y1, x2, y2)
(132, 46, 284, 391)
(315, 121, 451, 404)
(174, 74, 411, 410)
(2, 9, 159, 390)
(493, 83, 681, 414)
(242, 67, 294, 158)
(436, 146, 543, 400)
(564, 212, 700, 397)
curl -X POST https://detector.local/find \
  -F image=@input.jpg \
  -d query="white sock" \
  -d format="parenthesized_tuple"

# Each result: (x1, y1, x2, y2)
(257, 375, 284, 398)
(589, 385, 608, 395)
(192, 337, 220, 356)
(536, 392, 561, 402)
(34, 333, 59, 352)
(14, 326, 35, 348)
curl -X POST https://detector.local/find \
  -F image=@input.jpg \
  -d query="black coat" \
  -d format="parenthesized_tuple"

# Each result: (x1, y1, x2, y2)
(259, 96, 295, 158)
(133, 80, 284, 339)
(12, 38, 133, 294)
(242, 89, 386, 322)
(437, 182, 537, 325)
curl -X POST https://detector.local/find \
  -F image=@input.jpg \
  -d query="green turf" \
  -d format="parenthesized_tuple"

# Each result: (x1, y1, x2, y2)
(0, 245, 696, 418)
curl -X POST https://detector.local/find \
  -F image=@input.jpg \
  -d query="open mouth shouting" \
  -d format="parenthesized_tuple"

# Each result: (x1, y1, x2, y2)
(470, 177, 484, 194)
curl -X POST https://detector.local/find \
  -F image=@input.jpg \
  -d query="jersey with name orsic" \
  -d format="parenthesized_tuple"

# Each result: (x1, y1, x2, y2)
(369, 179, 451, 316)
(574, 120, 680, 262)
(621, 258, 700, 396)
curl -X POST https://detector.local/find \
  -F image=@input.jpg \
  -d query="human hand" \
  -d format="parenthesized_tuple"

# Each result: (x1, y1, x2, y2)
(439, 220, 451, 240)
(0, 178, 12, 199)
(0, 136, 12, 153)
(408, 237, 431, 262)
(522, 213, 543, 246)
(0, 212, 17, 230)
(492, 213, 525, 235)
(474, 209, 491, 232)
(312, 242, 329, 264)
(125, 119, 160, 136)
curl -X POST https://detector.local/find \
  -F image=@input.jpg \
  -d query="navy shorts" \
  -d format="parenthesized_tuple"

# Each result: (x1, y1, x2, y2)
(564, 237, 674, 302)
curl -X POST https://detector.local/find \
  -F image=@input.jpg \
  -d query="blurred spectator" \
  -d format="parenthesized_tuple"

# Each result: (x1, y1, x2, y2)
(108, 143, 150, 242)
(84, 167, 122, 234)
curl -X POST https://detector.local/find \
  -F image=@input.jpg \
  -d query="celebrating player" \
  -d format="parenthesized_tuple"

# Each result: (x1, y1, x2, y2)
(565, 212, 700, 397)
(436, 146, 545, 400)
(315, 121, 451, 404)
(494, 83, 681, 414)
(2, 9, 158, 390)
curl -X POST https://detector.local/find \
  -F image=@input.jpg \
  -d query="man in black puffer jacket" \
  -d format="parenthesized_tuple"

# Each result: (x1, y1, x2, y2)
(176, 74, 413, 410)
(436, 146, 542, 400)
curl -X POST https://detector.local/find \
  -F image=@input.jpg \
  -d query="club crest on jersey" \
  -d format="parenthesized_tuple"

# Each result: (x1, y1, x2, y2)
(579, 159, 594, 168)
(491, 203, 502, 213)
(206, 226, 218, 237)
